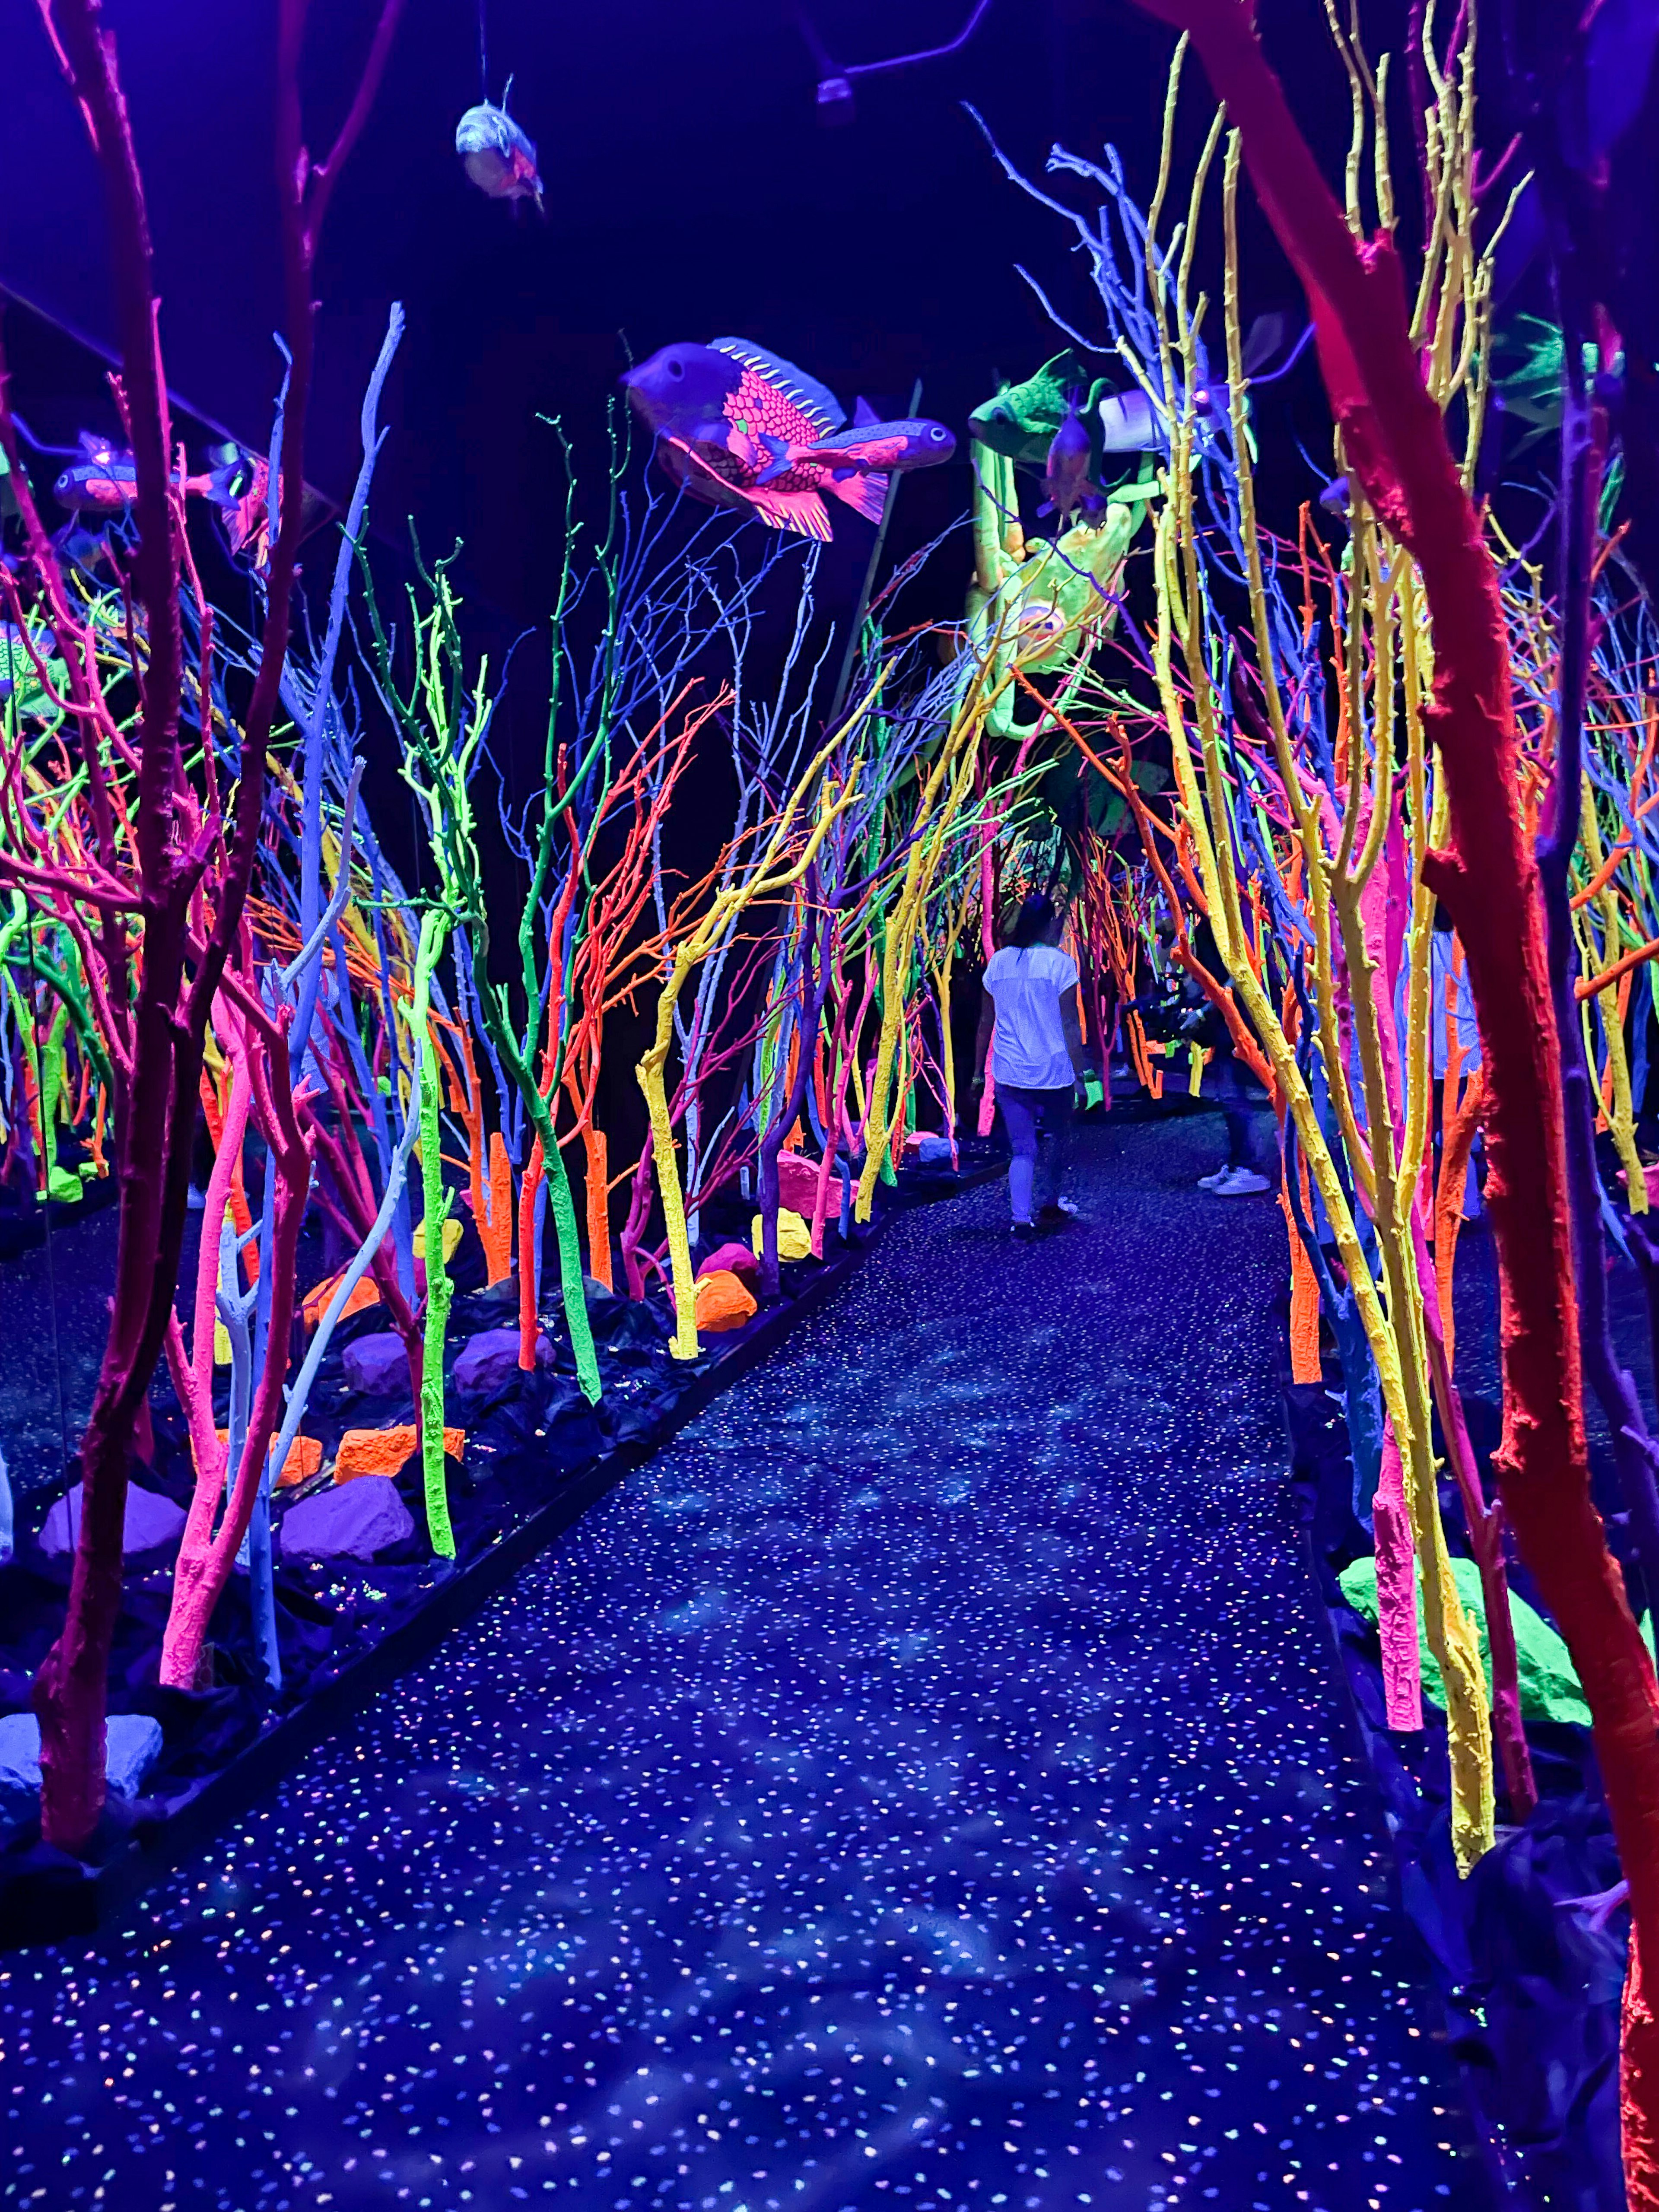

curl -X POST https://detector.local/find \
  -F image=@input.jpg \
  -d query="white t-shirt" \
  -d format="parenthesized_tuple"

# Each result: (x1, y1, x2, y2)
(985, 944, 1078, 1090)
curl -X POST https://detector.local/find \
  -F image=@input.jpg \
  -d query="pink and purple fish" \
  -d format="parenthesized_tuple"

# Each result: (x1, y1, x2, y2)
(754, 410, 954, 485)
(621, 339, 951, 541)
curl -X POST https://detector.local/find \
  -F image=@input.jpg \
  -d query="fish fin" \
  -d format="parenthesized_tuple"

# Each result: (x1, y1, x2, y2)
(1240, 313, 1285, 377)
(826, 470, 887, 524)
(708, 338, 845, 434)
(658, 435, 746, 510)
(1036, 500, 1055, 518)
(754, 433, 795, 485)
(748, 486, 833, 540)
(853, 395, 879, 427)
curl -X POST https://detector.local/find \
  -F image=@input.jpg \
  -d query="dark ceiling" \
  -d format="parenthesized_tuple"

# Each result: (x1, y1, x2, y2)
(0, 0, 1380, 633)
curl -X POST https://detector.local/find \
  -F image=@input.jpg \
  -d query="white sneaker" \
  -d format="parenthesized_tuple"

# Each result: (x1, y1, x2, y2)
(1197, 1166, 1230, 1189)
(1212, 1166, 1272, 1195)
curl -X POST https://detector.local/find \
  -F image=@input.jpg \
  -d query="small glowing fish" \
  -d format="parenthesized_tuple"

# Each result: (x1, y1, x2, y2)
(1037, 391, 1104, 525)
(753, 413, 954, 486)
(53, 432, 217, 513)
(455, 95, 543, 211)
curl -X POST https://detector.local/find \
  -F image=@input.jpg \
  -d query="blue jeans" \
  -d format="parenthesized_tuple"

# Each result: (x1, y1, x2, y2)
(999, 1083, 1074, 1220)
(1209, 1050, 1260, 1170)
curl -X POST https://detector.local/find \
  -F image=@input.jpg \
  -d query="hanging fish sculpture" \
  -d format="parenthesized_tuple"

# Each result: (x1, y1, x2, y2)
(51, 432, 269, 560)
(51, 432, 217, 512)
(969, 353, 1091, 467)
(1099, 315, 1303, 453)
(455, 95, 544, 211)
(622, 338, 953, 540)
(1037, 391, 1105, 525)
(754, 413, 954, 483)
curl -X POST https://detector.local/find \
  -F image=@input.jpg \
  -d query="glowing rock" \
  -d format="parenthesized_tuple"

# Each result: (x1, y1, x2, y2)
(692, 1270, 757, 1333)
(751, 1208, 811, 1262)
(301, 1269, 381, 1329)
(697, 1241, 760, 1286)
(453, 1327, 551, 1396)
(279, 1475, 414, 1564)
(0, 1711, 162, 1825)
(333, 1425, 465, 1484)
(342, 1332, 412, 1397)
(775, 1152, 823, 1217)
(214, 1431, 323, 1489)
(40, 1482, 185, 1559)
(413, 1217, 464, 1264)
(905, 1132, 954, 1163)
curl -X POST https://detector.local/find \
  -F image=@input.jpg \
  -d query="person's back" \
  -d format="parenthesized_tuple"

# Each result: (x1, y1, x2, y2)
(973, 895, 1089, 1238)
(983, 941, 1077, 1089)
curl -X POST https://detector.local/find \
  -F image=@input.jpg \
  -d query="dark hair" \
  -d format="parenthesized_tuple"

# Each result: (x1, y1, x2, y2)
(1007, 892, 1058, 950)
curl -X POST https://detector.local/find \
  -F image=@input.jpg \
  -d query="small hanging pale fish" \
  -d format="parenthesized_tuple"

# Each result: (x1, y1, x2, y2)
(455, 92, 543, 211)
(1037, 390, 1105, 525)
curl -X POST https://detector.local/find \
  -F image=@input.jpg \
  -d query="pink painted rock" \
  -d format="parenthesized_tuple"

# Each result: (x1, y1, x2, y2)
(697, 1241, 760, 1287)
(776, 1152, 824, 1217)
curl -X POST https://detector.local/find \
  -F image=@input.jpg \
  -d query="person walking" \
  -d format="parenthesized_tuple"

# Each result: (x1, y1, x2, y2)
(1177, 921, 1271, 1195)
(972, 893, 1090, 1239)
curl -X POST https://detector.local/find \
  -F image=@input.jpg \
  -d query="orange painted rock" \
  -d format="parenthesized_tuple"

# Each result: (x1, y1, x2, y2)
(333, 1424, 465, 1484)
(216, 1431, 324, 1489)
(301, 1270, 381, 1329)
(693, 1270, 756, 1333)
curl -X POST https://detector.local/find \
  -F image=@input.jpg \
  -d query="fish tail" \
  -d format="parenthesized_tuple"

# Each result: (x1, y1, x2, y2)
(826, 469, 887, 525)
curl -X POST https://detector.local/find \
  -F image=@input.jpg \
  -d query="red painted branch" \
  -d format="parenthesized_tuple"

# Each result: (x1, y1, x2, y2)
(1128, 0, 1659, 2187)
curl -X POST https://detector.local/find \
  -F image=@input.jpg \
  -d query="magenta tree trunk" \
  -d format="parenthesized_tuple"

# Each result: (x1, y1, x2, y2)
(0, 0, 402, 1853)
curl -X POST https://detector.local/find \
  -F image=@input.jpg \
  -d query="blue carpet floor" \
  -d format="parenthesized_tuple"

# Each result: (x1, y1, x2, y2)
(0, 1117, 1485, 2212)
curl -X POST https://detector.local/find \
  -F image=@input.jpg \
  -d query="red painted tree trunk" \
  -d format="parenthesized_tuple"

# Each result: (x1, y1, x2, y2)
(15, 0, 402, 1851)
(1124, 2, 1659, 2189)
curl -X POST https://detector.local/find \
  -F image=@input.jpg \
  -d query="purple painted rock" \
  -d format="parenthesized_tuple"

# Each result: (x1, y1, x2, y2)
(0, 1710, 162, 1825)
(40, 1482, 186, 1560)
(452, 1326, 550, 1398)
(279, 1475, 414, 1564)
(696, 1240, 760, 1287)
(342, 1331, 412, 1398)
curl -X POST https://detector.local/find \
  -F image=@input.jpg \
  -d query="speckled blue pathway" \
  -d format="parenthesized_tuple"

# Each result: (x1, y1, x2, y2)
(1, 1118, 1483, 2212)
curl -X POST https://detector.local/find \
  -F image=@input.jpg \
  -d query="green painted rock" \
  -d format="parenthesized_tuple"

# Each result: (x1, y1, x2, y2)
(1337, 1552, 1615, 1727)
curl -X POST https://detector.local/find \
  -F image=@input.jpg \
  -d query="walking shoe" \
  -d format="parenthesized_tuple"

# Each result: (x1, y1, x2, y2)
(1038, 1198, 1085, 1226)
(1211, 1165, 1272, 1195)
(1196, 1166, 1231, 1189)
(1012, 1220, 1046, 1242)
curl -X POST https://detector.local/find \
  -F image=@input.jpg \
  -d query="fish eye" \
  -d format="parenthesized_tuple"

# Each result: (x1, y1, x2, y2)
(667, 357, 683, 378)
(930, 426, 947, 441)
